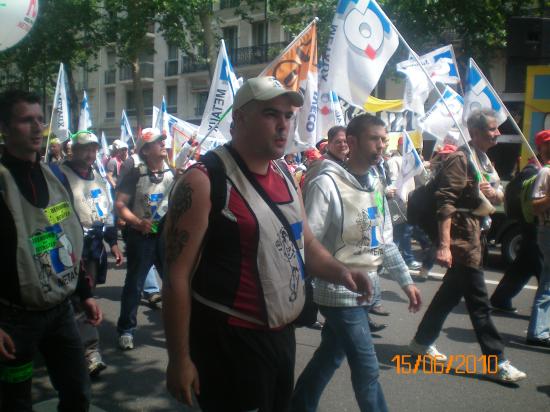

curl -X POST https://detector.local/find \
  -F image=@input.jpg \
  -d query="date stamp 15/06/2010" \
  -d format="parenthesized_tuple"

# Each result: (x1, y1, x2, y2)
(391, 354, 498, 375)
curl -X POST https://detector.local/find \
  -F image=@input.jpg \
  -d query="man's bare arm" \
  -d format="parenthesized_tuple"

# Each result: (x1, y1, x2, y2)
(105, 171, 117, 189)
(436, 216, 452, 268)
(163, 169, 211, 406)
(115, 192, 153, 234)
(533, 195, 550, 215)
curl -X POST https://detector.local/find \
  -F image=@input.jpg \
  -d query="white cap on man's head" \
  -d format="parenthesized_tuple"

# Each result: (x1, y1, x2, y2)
(136, 128, 166, 152)
(72, 131, 99, 146)
(233, 76, 304, 110)
(112, 139, 128, 150)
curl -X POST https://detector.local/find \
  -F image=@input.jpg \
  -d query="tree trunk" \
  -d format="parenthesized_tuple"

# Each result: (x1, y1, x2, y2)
(132, 56, 145, 130)
(199, 12, 217, 79)
(64, 63, 79, 132)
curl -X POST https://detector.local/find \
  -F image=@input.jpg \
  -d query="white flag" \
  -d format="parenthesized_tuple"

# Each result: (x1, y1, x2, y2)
(50, 63, 71, 142)
(198, 39, 240, 153)
(317, 61, 346, 140)
(155, 96, 173, 149)
(418, 86, 464, 141)
(325, 0, 399, 109)
(463, 58, 507, 126)
(78, 90, 92, 131)
(396, 130, 423, 201)
(120, 109, 134, 147)
(397, 45, 460, 115)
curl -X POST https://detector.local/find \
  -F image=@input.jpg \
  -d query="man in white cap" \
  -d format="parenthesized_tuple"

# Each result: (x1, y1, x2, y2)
(59, 131, 123, 376)
(105, 139, 128, 190)
(163, 76, 374, 411)
(115, 128, 174, 350)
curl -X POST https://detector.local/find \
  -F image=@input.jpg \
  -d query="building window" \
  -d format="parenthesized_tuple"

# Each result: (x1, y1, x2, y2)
(194, 92, 208, 117)
(223, 26, 238, 57)
(220, 0, 240, 9)
(252, 21, 267, 46)
(168, 43, 179, 60)
(166, 85, 177, 114)
(126, 89, 153, 117)
(106, 91, 115, 119)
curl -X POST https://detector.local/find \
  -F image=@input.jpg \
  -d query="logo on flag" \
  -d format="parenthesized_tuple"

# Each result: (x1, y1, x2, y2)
(120, 109, 134, 147)
(50, 63, 70, 142)
(396, 131, 423, 201)
(262, 20, 318, 151)
(463, 58, 507, 125)
(198, 39, 240, 153)
(326, 0, 399, 108)
(418, 86, 464, 141)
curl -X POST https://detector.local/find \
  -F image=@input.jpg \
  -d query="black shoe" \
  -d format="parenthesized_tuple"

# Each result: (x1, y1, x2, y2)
(368, 320, 387, 332)
(525, 337, 550, 348)
(308, 321, 324, 330)
(370, 305, 390, 316)
(491, 303, 518, 313)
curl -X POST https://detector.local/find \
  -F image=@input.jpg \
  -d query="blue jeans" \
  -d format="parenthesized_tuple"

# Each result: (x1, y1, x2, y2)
(393, 223, 414, 264)
(291, 306, 388, 412)
(527, 226, 550, 340)
(117, 229, 164, 336)
(143, 267, 160, 295)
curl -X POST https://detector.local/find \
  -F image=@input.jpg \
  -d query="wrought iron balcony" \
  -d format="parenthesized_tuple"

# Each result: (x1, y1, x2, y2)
(180, 42, 289, 74)
(220, 0, 240, 9)
(119, 62, 154, 81)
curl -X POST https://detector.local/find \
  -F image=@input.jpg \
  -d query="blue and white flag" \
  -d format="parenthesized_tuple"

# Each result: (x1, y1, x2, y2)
(154, 96, 173, 149)
(397, 45, 461, 115)
(325, 0, 399, 109)
(99, 131, 110, 159)
(50, 63, 71, 142)
(318, 61, 346, 140)
(120, 109, 134, 147)
(418, 86, 464, 141)
(198, 39, 240, 153)
(396, 130, 423, 201)
(463, 58, 507, 125)
(78, 90, 92, 131)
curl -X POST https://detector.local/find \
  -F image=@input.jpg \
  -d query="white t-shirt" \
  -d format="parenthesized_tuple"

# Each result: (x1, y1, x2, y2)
(532, 166, 550, 225)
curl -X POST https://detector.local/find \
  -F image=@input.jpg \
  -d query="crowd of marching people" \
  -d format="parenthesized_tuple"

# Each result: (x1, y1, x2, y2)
(0, 76, 548, 412)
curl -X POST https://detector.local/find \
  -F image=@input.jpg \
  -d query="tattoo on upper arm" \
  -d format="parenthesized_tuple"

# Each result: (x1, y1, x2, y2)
(165, 181, 194, 265)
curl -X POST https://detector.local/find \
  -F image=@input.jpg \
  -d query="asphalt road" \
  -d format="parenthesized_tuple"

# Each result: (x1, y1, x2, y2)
(33, 250, 549, 411)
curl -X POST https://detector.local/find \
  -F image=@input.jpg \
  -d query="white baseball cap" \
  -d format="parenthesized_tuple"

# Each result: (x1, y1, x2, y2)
(233, 76, 304, 110)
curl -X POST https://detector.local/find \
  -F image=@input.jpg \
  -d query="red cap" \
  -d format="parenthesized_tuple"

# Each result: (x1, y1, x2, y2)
(535, 130, 550, 148)
(438, 144, 457, 155)
(304, 148, 322, 161)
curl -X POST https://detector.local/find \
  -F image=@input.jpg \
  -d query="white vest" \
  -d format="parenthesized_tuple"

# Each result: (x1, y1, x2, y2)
(324, 171, 385, 271)
(131, 162, 175, 221)
(60, 164, 113, 228)
(0, 163, 84, 309)
(193, 146, 306, 328)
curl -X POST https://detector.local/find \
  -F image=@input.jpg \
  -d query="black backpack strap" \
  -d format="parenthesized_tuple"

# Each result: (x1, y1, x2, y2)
(200, 151, 227, 216)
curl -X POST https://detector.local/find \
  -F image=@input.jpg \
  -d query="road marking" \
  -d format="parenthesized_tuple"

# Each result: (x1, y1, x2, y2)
(427, 272, 537, 290)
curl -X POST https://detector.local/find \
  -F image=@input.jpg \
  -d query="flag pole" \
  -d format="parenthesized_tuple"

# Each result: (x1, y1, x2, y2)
(382, 16, 482, 176)
(184, 105, 234, 165)
(45, 64, 64, 159)
(259, 17, 319, 76)
(469, 58, 540, 167)
(449, 45, 465, 96)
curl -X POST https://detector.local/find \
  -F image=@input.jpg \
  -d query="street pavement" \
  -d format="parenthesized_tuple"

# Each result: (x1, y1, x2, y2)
(33, 250, 549, 411)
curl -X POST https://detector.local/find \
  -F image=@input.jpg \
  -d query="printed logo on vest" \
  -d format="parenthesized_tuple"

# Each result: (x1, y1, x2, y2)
(354, 206, 383, 255)
(43, 201, 71, 225)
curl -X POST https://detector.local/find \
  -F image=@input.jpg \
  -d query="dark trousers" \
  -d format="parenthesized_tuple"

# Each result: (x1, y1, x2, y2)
(191, 301, 296, 412)
(0, 300, 90, 412)
(117, 229, 164, 335)
(414, 263, 505, 359)
(491, 224, 542, 308)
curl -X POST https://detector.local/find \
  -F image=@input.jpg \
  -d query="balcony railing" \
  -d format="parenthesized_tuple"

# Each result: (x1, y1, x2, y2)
(194, 106, 206, 117)
(105, 111, 115, 119)
(220, 0, 240, 8)
(181, 56, 209, 74)
(126, 107, 153, 117)
(167, 105, 177, 114)
(165, 59, 179, 76)
(181, 42, 289, 74)
(119, 62, 154, 81)
(104, 68, 116, 85)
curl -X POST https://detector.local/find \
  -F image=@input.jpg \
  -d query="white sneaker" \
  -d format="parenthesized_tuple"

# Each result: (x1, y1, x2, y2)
(118, 334, 134, 350)
(409, 339, 448, 362)
(488, 360, 527, 383)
